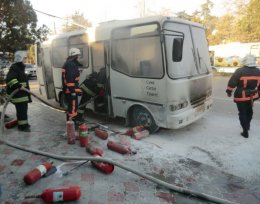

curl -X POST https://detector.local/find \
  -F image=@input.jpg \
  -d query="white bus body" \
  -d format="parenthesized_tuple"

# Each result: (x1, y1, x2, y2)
(209, 42, 260, 74)
(36, 16, 213, 132)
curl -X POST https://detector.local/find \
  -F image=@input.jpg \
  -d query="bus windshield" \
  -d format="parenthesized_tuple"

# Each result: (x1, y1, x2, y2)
(164, 22, 210, 79)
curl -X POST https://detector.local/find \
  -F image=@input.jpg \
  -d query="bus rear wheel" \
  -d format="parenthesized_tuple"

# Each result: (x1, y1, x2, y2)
(130, 106, 159, 134)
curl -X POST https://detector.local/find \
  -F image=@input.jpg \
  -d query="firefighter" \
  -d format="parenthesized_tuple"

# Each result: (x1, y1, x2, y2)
(226, 54, 260, 138)
(74, 67, 106, 123)
(5, 51, 32, 132)
(62, 48, 82, 121)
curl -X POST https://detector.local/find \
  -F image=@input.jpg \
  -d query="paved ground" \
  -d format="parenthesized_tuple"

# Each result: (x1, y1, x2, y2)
(0, 94, 260, 204)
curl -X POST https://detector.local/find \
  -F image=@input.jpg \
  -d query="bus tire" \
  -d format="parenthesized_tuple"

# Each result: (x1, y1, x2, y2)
(59, 92, 68, 109)
(129, 106, 159, 134)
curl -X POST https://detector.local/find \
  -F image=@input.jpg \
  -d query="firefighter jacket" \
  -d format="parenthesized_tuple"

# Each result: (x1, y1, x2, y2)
(5, 62, 32, 104)
(80, 67, 106, 96)
(226, 66, 260, 102)
(61, 57, 81, 95)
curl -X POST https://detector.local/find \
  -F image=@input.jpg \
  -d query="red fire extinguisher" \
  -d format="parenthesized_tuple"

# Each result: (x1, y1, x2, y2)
(78, 123, 89, 147)
(5, 119, 18, 129)
(94, 128, 108, 140)
(124, 125, 144, 137)
(86, 144, 104, 156)
(24, 162, 53, 185)
(107, 140, 131, 154)
(25, 186, 81, 203)
(66, 120, 76, 144)
(132, 130, 150, 140)
(91, 155, 114, 174)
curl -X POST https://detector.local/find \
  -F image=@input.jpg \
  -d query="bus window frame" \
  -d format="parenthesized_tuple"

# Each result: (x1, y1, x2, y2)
(91, 41, 106, 73)
(51, 37, 68, 68)
(68, 33, 89, 69)
(110, 22, 165, 80)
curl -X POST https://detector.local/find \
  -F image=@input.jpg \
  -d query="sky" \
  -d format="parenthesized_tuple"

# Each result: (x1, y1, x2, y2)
(30, 0, 227, 33)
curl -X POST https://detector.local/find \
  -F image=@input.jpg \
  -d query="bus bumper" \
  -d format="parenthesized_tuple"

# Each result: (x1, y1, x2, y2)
(165, 98, 213, 129)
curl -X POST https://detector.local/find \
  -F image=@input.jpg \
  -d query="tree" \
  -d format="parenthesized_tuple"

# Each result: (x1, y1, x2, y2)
(62, 11, 91, 33)
(175, 11, 192, 21)
(208, 14, 237, 45)
(0, 0, 49, 54)
(236, 0, 260, 42)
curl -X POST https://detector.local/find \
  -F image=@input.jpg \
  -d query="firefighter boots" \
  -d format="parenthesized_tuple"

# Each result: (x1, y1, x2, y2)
(240, 131, 249, 138)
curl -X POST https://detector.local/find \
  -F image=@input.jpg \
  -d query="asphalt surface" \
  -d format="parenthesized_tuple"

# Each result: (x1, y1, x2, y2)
(0, 78, 259, 204)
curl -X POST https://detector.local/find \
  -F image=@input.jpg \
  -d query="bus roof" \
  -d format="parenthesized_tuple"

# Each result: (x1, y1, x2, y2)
(42, 15, 204, 45)
(94, 15, 204, 41)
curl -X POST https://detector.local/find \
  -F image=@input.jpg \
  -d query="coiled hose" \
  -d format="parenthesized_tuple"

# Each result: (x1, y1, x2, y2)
(0, 87, 237, 204)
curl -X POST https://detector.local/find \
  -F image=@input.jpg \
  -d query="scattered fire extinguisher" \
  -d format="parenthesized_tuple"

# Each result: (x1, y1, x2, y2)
(78, 123, 89, 147)
(132, 130, 150, 140)
(5, 119, 18, 129)
(24, 161, 53, 185)
(25, 186, 81, 203)
(66, 120, 76, 144)
(107, 140, 131, 154)
(94, 128, 108, 140)
(86, 144, 104, 156)
(91, 154, 114, 174)
(124, 125, 144, 137)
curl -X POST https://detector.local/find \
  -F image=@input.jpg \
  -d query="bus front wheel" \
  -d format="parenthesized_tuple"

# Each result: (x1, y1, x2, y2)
(130, 106, 159, 134)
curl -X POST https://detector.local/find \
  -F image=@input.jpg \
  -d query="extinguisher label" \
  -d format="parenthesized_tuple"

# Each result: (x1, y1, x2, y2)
(36, 165, 47, 176)
(53, 192, 64, 201)
(80, 131, 88, 137)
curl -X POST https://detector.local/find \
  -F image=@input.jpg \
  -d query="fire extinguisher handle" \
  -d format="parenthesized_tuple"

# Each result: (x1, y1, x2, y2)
(62, 161, 89, 176)
(43, 166, 57, 177)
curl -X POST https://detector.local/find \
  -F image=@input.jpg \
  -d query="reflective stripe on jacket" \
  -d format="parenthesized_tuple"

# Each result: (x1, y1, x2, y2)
(5, 62, 31, 104)
(226, 66, 260, 102)
(61, 58, 81, 94)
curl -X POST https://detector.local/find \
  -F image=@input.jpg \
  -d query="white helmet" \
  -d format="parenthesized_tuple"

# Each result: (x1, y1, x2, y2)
(69, 48, 81, 57)
(14, 50, 27, 62)
(241, 54, 257, 67)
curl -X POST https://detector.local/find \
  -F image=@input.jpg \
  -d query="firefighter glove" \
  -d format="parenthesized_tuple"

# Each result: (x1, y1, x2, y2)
(98, 88, 105, 97)
(226, 89, 232, 97)
(13, 83, 22, 90)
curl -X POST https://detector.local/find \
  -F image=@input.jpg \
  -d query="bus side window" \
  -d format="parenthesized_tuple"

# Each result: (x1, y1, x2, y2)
(172, 38, 183, 62)
(140, 60, 151, 75)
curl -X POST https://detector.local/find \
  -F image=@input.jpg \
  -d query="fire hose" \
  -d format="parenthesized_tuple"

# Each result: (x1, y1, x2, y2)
(0, 87, 237, 204)
(27, 91, 97, 112)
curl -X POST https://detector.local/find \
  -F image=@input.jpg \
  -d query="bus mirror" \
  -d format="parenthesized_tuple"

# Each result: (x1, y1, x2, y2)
(172, 38, 183, 62)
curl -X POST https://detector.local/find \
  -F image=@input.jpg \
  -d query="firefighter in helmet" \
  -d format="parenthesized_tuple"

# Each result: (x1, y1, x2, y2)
(226, 54, 260, 138)
(6, 51, 32, 132)
(62, 48, 82, 121)
(74, 67, 106, 123)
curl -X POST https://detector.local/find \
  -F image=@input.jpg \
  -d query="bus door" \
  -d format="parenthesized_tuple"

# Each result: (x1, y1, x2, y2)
(36, 46, 55, 100)
(91, 41, 110, 115)
(68, 33, 90, 84)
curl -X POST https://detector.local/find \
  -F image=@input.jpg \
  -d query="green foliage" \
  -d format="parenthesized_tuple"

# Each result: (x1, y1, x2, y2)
(236, 0, 260, 42)
(186, 0, 260, 45)
(208, 14, 238, 45)
(0, 0, 49, 53)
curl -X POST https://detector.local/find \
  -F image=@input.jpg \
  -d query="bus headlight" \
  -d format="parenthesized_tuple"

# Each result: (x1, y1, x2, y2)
(169, 101, 188, 112)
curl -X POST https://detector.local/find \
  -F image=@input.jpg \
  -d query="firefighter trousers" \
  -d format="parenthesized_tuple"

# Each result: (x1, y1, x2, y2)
(76, 91, 92, 120)
(15, 102, 29, 129)
(236, 101, 253, 132)
(65, 93, 78, 121)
